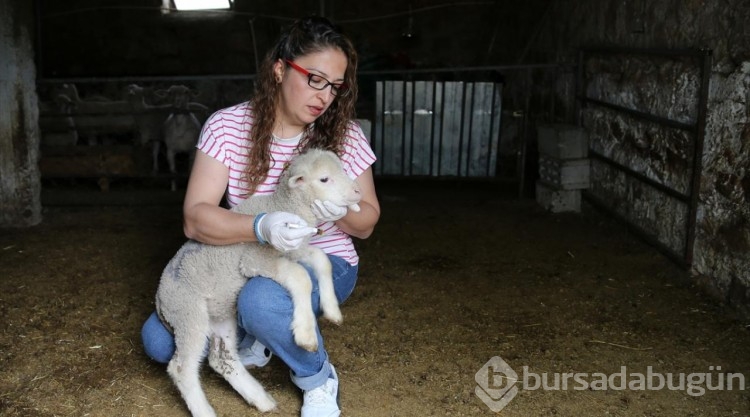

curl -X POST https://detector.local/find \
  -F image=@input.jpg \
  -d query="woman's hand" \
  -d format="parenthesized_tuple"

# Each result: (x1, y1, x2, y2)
(334, 168, 380, 239)
(255, 212, 318, 251)
(311, 199, 349, 222)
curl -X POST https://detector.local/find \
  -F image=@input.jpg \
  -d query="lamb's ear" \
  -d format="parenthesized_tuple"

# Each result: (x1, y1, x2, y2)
(288, 174, 305, 189)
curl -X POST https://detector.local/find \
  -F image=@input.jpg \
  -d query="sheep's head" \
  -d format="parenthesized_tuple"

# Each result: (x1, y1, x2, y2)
(286, 149, 362, 212)
(155, 85, 197, 110)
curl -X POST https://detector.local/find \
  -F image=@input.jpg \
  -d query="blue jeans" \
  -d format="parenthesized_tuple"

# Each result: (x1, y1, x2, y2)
(141, 254, 358, 391)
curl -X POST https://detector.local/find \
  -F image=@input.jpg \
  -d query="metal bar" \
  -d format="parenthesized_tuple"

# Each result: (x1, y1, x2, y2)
(466, 83, 477, 177)
(376, 81, 384, 176)
(38, 74, 255, 83)
(576, 49, 585, 127)
(438, 84, 446, 176)
(580, 97, 695, 131)
(429, 81, 437, 176)
(487, 83, 498, 176)
(684, 49, 713, 266)
(412, 81, 417, 175)
(583, 191, 688, 269)
(589, 150, 691, 202)
(38, 64, 564, 84)
(456, 82, 468, 177)
(401, 81, 408, 176)
(358, 63, 565, 76)
(517, 92, 530, 198)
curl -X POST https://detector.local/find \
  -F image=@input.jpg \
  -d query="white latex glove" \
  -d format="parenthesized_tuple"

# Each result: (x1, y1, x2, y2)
(311, 199, 349, 222)
(254, 212, 318, 252)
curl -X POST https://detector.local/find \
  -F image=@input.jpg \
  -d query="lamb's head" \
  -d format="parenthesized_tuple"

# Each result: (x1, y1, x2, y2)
(285, 149, 362, 212)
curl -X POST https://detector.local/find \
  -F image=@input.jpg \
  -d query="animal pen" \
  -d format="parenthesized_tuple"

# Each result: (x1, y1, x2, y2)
(35, 65, 553, 198)
(4, 64, 749, 417)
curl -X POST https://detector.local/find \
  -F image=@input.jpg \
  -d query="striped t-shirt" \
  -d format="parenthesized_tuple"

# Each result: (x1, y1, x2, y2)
(196, 101, 377, 266)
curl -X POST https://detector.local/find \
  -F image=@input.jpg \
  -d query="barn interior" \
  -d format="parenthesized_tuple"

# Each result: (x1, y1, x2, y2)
(1, 1, 750, 416)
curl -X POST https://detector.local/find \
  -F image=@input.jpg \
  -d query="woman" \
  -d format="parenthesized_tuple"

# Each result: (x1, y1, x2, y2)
(141, 16, 380, 417)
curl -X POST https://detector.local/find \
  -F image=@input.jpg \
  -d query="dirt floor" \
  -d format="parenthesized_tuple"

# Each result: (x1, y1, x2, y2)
(1, 180, 749, 417)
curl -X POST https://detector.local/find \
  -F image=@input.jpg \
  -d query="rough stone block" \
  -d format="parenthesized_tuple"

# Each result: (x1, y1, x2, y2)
(538, 155, 590, 190)
(536, 180, 581, 213)
(537, 124, 589, 159)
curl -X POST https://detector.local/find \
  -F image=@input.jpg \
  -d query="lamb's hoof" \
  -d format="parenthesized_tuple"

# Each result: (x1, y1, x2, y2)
(254, 394, 277, 413)
(323, 308, 343, 325)
(293, 328, 318, 352)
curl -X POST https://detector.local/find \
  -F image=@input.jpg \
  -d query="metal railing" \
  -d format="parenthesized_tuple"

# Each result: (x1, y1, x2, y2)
(577, 47, 712, 267)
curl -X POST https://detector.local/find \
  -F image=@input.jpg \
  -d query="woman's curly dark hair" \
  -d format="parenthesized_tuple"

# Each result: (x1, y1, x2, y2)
(243, 16, 358, 195)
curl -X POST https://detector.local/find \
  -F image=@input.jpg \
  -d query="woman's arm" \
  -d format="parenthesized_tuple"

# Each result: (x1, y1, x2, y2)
(182, 151, 260, 245)
(335, 167, 380, 239)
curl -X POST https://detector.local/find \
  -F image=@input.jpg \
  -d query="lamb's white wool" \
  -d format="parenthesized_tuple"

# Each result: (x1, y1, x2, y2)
(154, 149, 362, 417)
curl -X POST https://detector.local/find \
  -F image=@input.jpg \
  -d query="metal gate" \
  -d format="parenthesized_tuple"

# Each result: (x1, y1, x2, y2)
(577, 47, 712, 267)
(373, 80, 503, 178)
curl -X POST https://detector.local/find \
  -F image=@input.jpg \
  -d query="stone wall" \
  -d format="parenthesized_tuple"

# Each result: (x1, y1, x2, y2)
(524, 0, 750, 315)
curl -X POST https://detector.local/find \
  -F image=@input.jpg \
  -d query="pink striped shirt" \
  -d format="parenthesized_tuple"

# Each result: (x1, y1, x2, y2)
(197, 101, 377, 265)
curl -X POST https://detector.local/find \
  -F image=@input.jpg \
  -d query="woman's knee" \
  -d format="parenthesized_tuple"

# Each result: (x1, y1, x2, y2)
(141, 311, 175, 364)
(328, 255, 359, 303)
(237, 277, 294, 329)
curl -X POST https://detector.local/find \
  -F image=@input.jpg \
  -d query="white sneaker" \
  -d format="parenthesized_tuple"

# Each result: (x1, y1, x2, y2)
(238, 339, 272, 368)
(301, 364, 340, 417)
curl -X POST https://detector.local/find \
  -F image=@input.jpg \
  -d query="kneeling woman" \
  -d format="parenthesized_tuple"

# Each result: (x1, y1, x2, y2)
(141, 16, 380, 417)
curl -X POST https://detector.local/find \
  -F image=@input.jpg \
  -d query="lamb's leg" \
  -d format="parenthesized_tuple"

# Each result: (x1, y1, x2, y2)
(307, 248, 342, 325)
(167, 147, 177, 175)
(207, 319, 277, 412)
(167, 308, 216, 417)
(151, 140, 160, 173)
(274, 259, 318, 351)
(167, 147, 178, 191)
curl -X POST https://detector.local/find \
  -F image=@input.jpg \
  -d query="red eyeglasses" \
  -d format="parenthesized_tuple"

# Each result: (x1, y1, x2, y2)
(285, 60, 350, 97)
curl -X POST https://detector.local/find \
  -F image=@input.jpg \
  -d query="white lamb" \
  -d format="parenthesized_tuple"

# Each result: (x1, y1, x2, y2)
(154, 148, 362, 417)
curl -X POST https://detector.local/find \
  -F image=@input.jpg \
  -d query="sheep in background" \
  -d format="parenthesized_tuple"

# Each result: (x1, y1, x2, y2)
(39, 93, 78, 147)
(52, 83, 132, 145)
(154, 149, 362, 417)
(126, 84, 171, 173)
(156, 85, 209, 190)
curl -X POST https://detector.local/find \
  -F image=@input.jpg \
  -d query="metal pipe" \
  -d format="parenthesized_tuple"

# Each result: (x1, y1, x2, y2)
(579, 97, 695, 131)
(684, 49, 713, 266)
(358, 63, 565, 76)
(38, 74, 255, 84)
(38, 64, 563, 85)
(583, 191, 689, 269)
(429, 81, 438, 177)
(589, 150, 691, 203)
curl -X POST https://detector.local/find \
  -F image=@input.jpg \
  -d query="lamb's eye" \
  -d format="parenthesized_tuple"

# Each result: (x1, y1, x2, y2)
(320, 177, 329, 183)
